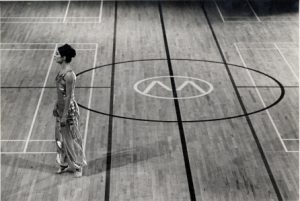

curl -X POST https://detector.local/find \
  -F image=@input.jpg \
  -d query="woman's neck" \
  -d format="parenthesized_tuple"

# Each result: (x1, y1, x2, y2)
(60, 62, 71, 72)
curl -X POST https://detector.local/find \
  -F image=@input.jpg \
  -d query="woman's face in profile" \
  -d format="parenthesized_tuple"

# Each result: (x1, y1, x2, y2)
(54, 51, 64, 64)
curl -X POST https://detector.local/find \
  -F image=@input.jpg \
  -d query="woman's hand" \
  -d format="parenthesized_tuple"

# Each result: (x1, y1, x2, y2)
(53, 104, 59, 117)
(60, 116, 67, 127)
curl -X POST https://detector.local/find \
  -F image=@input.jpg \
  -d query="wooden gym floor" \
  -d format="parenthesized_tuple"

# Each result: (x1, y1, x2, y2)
(0, 1, 299, 201)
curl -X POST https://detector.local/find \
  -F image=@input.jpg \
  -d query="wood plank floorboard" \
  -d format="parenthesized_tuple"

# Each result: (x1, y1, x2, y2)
(1, 50, 54, 87)
(1, 141, 25, 152)
(249, 0, 299, 21)
(206, 2, 299, 200)
(247, 88, 298, 139)
(205, 3, 298, 87)
(1, 89, 41, 140)
(110, 120, 190, 201)
(0, 1, 67, 18)
(108, 2, 190, 200)
(160, 2, 297, 200)
(183, 119, 279, 201)
(276, 47, 299, 76)
(232, 48, 298, 86)
(67, 1, 102, 18)
(0, 1, 298, 201)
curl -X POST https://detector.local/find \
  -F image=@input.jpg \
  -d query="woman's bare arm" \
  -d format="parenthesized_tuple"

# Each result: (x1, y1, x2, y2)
(61, 72, 75, 124)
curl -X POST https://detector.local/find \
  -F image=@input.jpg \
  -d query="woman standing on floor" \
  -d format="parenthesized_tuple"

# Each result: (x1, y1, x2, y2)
(53, 44, 87, 177)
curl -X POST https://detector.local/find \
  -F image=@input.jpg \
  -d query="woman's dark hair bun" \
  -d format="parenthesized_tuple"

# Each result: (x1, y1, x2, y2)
(70, 48, 76, 58)
(58, 44, 76, 63)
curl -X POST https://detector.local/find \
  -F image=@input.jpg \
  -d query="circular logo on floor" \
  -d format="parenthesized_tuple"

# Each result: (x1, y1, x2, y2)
(133, 76, 214, 99)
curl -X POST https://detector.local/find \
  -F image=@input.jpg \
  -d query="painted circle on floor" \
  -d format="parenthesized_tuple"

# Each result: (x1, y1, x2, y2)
(76, 59, 285, 123)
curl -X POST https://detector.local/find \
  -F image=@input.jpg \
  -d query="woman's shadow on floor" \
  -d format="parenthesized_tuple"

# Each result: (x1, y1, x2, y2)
(84, 139, 174, 176)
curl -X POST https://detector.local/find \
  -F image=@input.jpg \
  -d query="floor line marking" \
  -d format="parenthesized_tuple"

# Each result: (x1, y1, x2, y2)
(234, 43, 288, 152)
(0, 17, 62, 18)
(214, 0, 261, 22)
(225, 16, 260, 19)
(1, 140, 55, 142)
(236, 85, 299, 88)
(235, 47, 299, 50)
(213, 1, 225, 22)
(246, 0, 261, 22)
(0, 48, 95, 51)
(83, 44, 98, 152)
(277, 47, 299, 49)
(282, 139, 299, 140)
(235, 42, 298, 44)
(99, 0, 103, 23)
(63, 0, 71, 23)
(0, 42, 97, 45)
(104, 3, 117, 200)
(4, 20, 295, 24)
(0, 49, 54, 51)
(0, 17, 100, 19)
(23, 44, 57, 153)
(26, 173, 37, 201)
(1, 21, 99, 24)
(159, 3, 196, 200)
(1, 152, 56, 154)
(274, 43, 299, 82)
(1, 86, 110, 89)
(6, 15, 293, 21)
(223, 20, 297, 23)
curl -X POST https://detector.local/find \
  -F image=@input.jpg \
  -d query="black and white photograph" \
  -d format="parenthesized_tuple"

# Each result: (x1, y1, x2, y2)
(0, 0, 299, 200)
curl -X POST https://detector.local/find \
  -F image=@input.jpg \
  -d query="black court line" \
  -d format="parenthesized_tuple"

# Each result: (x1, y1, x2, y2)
(237, 85, 299, 88)
(10, 85, 297, 89)
(0, 86, 111, 89)
(159, 2, 196, 201)
(202, 3, 283, 201)
(104, 2, 117, 201)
